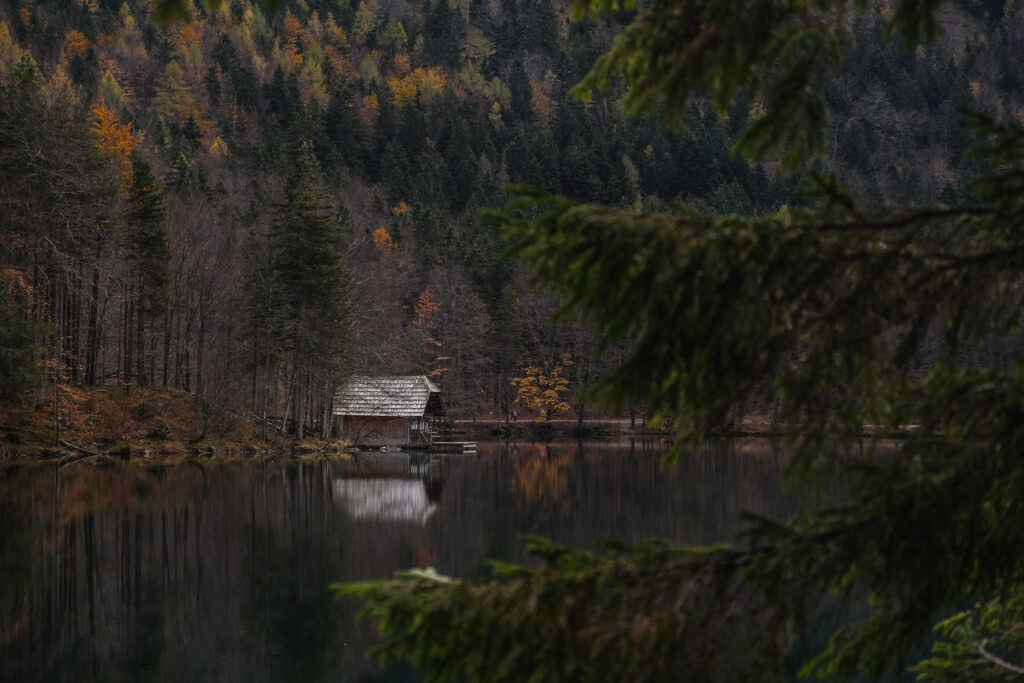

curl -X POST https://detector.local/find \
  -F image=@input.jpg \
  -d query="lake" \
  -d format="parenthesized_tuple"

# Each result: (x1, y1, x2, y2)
(0, 439, 811, 682)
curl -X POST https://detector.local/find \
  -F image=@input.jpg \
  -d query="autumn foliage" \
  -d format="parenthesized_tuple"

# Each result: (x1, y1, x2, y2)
(511, 357, 572, 421)
(92, 101, 138, 184)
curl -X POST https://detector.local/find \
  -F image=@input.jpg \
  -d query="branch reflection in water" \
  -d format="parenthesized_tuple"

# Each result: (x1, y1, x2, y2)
(0, 439, 832, 682)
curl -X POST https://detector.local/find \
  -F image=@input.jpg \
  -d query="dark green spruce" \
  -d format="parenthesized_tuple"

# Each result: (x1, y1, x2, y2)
(335, 1, 1024, 680)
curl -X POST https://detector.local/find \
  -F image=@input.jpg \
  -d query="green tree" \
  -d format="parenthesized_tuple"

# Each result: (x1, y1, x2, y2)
(122, 153, 171, 386)
(0, 54, 118, 390)
(248, 141, 353, 440)
(0, 298, 46, 402)
(336, 1, 1024, 681)
(152, 60, 194, 130)
(98, 69, 127, 112)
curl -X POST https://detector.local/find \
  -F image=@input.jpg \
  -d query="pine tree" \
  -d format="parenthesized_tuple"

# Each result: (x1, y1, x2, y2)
(252, 140, 353, 439)
(336, 1, 1024, 680)
(122, 153, 170, 385)
(0, 298, 47, 402)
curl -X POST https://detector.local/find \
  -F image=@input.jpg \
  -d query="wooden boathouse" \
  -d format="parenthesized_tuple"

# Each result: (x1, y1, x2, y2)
(334, 375, 446, 448)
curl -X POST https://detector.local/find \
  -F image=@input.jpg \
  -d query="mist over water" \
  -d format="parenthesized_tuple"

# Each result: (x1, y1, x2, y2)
(0, 440, 812, 682)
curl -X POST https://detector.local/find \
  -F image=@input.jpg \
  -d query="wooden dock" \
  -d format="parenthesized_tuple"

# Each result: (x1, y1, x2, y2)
(430, 441, 477, 455)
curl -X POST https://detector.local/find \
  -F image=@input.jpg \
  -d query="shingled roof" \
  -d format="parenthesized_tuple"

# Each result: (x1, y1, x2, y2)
(334, 376, 445, 417)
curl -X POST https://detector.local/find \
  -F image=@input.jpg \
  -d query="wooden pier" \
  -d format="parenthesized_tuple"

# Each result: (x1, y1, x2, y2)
(430, 441, 477, 455)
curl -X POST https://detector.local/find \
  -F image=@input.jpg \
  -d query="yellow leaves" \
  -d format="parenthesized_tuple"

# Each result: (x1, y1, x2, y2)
(0, 21, 27, 80)
(388, 74, 416, 108)
(511, 356, 573, 421)
(489, 101, 503, 127)
(92, 101, 138, 185)
(208, 136, 228, 157)
(388, 66, 448, 108)
(392, 201, 412, 216)
(372, 226, 397, 252)
(417, 66, 447, 100)
(970, 80, 982, 97)
(361, 92, 380, 127)
(513, 448, 570, 506)
(62, 29, 92, 57)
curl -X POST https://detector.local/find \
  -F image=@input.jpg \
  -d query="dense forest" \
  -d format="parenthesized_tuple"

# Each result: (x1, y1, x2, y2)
(1, 0, 1021, 437)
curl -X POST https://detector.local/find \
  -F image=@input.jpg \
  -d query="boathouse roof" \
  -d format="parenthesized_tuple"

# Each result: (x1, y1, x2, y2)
(334, 375, 445, 418)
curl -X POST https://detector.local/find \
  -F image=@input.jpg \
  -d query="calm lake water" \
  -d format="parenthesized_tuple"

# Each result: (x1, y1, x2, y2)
(0, 439, 815, 682)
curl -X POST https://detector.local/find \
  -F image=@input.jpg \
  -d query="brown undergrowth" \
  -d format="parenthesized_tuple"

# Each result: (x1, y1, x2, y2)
(0, 385, 345, 462)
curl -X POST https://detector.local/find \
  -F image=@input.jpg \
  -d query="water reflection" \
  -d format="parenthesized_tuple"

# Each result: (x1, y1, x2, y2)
(0, 439, 828, 682)
(333, 479, 439, 523)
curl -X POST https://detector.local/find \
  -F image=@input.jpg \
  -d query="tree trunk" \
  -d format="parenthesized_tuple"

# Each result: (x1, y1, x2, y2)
(162, 308, 171, 387)
(86, 267, 99, 384)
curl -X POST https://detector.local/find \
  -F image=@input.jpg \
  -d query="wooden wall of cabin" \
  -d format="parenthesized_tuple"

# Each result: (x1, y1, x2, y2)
(340, 417, 412, 447)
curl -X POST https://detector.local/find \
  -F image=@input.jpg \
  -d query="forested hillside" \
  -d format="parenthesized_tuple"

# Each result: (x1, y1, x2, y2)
(1, 0, 1021, 437)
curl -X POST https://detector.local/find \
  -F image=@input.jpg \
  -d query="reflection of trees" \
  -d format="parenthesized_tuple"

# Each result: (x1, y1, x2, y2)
(511, 445, 571, 512)
(0, 462, 360, 682)
(0, 442, 838, 681)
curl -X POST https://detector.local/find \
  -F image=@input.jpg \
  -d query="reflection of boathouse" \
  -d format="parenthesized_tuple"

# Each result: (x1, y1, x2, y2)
(333, 478, 441, 524)
(334, 376, 446, 448)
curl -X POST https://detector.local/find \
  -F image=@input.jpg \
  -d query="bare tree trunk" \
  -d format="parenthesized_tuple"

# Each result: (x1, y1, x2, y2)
(196, 307, 206, 396)
(137, 284, 145, 385)
(86, 267, 99, 384)
(294, 355, 304, 441)
(53, 330, 61, 446)
(163, 308, 171, 387)
(282, 359, 296, 437)
(262, 327, 271, 442)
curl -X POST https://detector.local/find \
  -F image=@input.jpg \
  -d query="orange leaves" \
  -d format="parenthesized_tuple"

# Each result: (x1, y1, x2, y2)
(62, 29, 91, 57)
(363, 92, 380, 114)
(411, 287, 450, 379)
(92, 101, 138, 185)
(393, 52, 411, 77)
(388, 66, 448, 108)
(0, 266, 33, 300)
(282, 14, 303, 41)
(372, 226, 397, 252)
(285, 47, 303, 68)
(178, 22, 202, 47)
(280, 15, 305, 67)
(414, 287, 440, 327)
